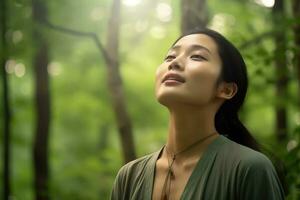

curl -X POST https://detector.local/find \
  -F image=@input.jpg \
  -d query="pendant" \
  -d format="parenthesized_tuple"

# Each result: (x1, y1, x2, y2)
(163, 194, 168, 200)
(170, 169, 175, 179)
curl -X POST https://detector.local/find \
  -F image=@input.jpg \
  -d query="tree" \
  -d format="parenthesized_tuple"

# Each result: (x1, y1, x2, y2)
(272, 0, 288, 140)
(180, 0, 209, 34)
(32, 0, 51, 199)
(1, 0, 12, 199)
(293, 0, 300, 105)
(41, 0, 136, 163)
(105, 0, 136, 163)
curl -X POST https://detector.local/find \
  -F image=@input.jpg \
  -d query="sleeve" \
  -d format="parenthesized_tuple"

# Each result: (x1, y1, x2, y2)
(239, 154, 285, 200)
(110, 165, 128, 200)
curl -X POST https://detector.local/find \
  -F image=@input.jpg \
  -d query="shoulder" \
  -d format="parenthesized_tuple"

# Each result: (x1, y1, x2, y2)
(218, 136, 285, 199)
(116, 151, 157, 178)
(119, 147, 163, 174)
(219, 136, 274, 170)
(215, 136, 280, 182)
(111, 149, 161, 199)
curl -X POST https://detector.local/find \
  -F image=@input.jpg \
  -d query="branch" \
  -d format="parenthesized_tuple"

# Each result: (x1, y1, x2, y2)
(41, 19, 112, 66)
(239, 30, 275, 50)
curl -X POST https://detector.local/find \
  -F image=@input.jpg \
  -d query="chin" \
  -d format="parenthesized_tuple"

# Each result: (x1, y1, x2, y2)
(156, 92, 189, 107)
(156, 92, 211, 109)
(156, 92, 177, 106)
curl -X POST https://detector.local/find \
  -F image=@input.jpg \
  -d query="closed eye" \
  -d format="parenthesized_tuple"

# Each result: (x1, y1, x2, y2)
(164, 55, 176, 62)
(191, 55, 207, 61)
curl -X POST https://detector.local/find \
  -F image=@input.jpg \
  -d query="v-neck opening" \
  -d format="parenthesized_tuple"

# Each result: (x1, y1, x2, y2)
(148, 135, 225, 200)
(180, 135, 225, 199)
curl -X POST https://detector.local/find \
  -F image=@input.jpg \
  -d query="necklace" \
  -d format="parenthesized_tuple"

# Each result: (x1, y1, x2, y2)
(161, 132, 217, 200)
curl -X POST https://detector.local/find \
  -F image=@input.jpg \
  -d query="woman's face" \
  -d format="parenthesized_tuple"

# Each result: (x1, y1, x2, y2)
(155, 33, 223, 107)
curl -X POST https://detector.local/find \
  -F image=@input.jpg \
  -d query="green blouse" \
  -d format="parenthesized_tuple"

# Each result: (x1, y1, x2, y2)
(111, 135, 285, 200)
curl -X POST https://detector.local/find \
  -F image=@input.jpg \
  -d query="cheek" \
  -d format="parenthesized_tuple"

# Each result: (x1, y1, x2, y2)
(188, 67, 221, 96)
(190, 64, 220, 82)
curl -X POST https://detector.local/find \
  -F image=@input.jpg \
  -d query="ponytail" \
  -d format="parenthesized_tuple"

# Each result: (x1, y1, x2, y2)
(215, 103, 260, 151)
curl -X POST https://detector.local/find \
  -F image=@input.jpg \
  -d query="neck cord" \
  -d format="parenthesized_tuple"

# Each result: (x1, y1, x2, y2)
(161, 132, 217, 200)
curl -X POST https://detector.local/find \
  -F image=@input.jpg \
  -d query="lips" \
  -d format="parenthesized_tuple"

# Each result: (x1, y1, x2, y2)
(162, 73, 185, 83)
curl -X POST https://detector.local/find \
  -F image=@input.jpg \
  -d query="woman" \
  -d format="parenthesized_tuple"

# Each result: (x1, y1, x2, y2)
(111, 28, 285, 200)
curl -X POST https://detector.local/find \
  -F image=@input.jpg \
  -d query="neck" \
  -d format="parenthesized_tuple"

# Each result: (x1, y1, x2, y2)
(166, 105, 219, 154)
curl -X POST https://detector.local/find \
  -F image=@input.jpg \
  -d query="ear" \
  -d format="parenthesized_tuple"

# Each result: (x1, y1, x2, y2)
(217, 82, 238, 100)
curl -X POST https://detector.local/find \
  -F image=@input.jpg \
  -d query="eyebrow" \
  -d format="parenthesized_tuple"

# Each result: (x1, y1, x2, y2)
(170, 44, 212, 54)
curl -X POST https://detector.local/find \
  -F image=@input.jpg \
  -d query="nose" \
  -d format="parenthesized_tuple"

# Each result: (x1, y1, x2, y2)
(168, 58, 184, 71)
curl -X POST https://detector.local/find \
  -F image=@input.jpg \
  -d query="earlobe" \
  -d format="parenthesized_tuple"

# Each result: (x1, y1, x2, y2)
(217, 82, 238, 99)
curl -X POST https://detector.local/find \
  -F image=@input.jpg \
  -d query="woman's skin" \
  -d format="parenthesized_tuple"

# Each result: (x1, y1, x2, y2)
(152, 34, 237, 200)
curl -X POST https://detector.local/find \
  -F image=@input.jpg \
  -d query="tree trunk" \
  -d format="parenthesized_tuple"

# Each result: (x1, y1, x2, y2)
(272, 0, 288, 140)
(293, 0, 300, 106)
(36, 0, 136, 164)
(105, 0, 136, 163)
(32, 0, 51, 199)
(180, 0, 209, 34)
(1, 0, 12, 199)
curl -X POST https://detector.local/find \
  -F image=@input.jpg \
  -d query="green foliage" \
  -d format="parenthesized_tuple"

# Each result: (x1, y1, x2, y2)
(285, 126, 300, 199)
(1, 0, 299, 199)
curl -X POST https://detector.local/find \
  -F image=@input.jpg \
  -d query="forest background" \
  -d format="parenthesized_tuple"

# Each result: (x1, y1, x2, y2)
(1, 0, 300, 199)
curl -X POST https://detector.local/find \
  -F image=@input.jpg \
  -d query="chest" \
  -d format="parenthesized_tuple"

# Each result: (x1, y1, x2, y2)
(151, 158, 199, 200)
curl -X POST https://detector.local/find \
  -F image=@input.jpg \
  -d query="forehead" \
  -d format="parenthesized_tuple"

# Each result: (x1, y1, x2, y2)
(172, 34, 218, 54)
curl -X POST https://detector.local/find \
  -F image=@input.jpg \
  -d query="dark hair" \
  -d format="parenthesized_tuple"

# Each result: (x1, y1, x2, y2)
(174, 28, 287, 194)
